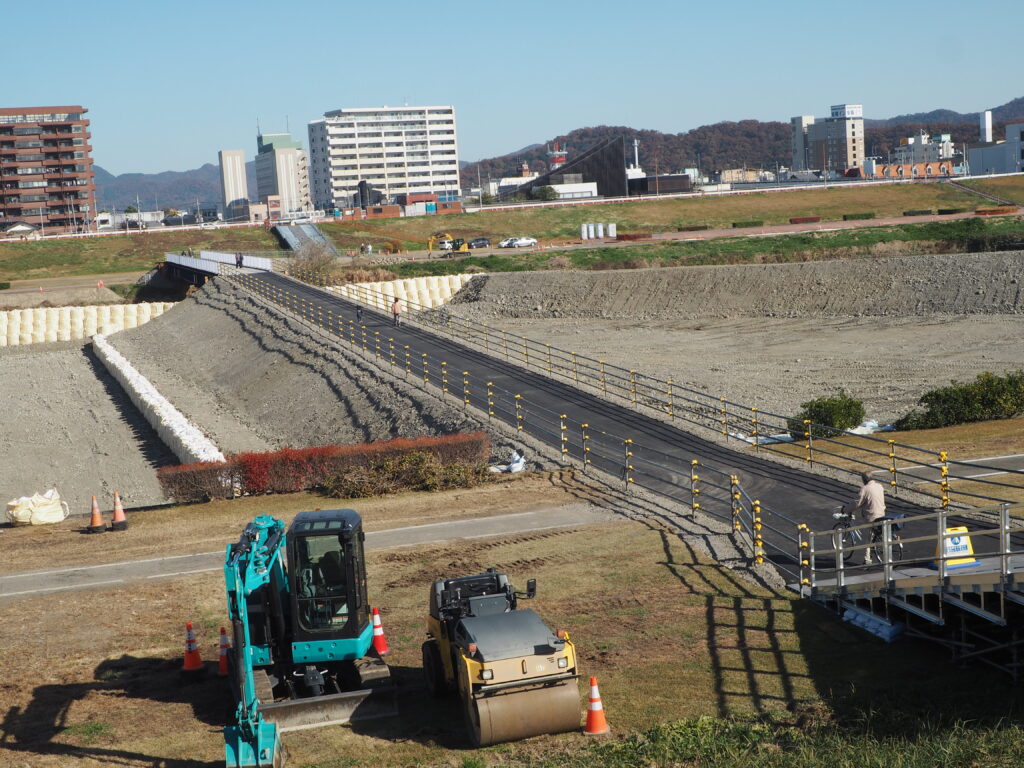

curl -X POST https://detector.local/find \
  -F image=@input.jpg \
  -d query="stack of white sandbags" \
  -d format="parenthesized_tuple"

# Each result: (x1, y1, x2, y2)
(327, 274, 477, 311)
(0, 302, 174, 347)
(92, 334, 225, 465)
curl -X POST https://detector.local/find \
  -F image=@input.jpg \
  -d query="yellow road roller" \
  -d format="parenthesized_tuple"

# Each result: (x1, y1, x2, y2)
(422, 568, 580, 746)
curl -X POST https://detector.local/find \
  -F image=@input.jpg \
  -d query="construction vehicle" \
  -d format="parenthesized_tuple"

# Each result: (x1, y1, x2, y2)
(223, 510, 395, 767)
(427, 231, 454, 251)
(422, 568, 580, 746)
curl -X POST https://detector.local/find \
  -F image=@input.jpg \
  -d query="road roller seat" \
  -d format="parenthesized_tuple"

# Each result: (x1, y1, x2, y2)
(431, 569, 515, 621)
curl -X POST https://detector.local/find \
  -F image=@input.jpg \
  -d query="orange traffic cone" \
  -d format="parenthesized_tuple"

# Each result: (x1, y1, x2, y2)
(86, 495, 105, 533)
(181, 621, 206, 678)
(39, 286, 43, 294)
(371, 607, 390, 656)
(97, 280, 104, 288)
(217, 627, 231, 677)
(110, 491, 128, 531)
(584, 675, 610, 735)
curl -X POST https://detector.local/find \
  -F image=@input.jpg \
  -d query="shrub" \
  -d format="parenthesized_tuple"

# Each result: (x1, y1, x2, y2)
(895, 370, 1024, 430)
(383, 239, 403, 254)
(786, 390, 865, 439)
(322, 451, 487, 499)
(903, 209, 933, 216)
(975, 206, 1017, 216)
(732, 221, 763, 228)
(623, 257, 649, 269)
(677, 224, 710, 231)
(789, 216, 821, 224)
(157, 432, 491, 502)
(842, 212, 876, 221)
(0, 281, 10, 290)
(937, 208, 966, 215)
(545, 255, 572, 270)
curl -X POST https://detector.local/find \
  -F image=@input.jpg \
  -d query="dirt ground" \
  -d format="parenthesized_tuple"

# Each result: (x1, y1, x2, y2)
(445, 251, 1024, 423)
(0, 342, 174, 515)
(0, 285, 125, 310)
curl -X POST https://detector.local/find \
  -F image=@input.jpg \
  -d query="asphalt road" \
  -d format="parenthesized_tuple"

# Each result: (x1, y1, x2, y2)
(0, 505, 619, 599)
(252, 271, 950, 577)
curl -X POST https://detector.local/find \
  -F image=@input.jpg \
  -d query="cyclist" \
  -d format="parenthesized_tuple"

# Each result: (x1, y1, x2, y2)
(845, 472, 887, 563)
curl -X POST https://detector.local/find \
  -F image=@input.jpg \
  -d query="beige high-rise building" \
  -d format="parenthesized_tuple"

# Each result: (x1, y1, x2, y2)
(254, 133, 311, 218)
(218, 149, 248, 221)
(791, 104, 865, 174)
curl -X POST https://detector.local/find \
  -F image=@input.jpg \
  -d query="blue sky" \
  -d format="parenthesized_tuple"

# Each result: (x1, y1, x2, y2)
(5, 0, 1021, 175)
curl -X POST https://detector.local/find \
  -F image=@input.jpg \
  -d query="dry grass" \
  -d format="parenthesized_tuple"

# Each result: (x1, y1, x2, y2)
(320, 184, 985, 248)
(957, 175, 1024, 205)
(3, 507, 1018, 768)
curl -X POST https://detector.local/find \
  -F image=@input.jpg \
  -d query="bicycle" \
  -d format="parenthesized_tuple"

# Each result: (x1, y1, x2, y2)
(831, 507, 905, 565)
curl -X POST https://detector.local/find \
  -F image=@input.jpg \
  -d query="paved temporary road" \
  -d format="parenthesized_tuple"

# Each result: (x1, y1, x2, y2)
(0, 505, 619, 599)
(871, 453, 1024, 486)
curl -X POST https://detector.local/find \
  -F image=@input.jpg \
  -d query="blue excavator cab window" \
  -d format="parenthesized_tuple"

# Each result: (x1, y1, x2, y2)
(295, 534, 350, 630)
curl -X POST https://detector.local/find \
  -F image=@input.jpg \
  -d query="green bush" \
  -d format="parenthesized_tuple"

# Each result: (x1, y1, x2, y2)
(0, 281, 9, 290)
(903, 209, 933, 216)
(677, 224, 710, 232)
(732, 221, 763, 228)
(937, 208, 966, 215)
(842, 212, 876, 221)
(895, 370, 1024, 430)
(786, 390, 865, 438)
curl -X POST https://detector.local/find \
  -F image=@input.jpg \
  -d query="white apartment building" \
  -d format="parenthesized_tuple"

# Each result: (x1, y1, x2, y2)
(254, 133, 311, 216)
(218, 149, 248, 221)
(307, 105, 460, 209)
(893, 131, 956, 164)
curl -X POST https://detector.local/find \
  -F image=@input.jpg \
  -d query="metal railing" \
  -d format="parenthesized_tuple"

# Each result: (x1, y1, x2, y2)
(281, 268, 1023, 510)
(226, 267, 800, 580)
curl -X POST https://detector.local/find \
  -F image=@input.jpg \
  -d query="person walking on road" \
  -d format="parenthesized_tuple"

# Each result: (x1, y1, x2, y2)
(391, 297, 403, 326)
(845, 471, 887, 563)
(356, 305, 363, 324)
(235, 252, 243, 268)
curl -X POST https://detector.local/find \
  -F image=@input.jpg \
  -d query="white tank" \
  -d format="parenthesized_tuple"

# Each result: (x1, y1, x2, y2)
(581, 223, 589, 240)
(608, 223, 617, 238)
(597, 223, 605, 238)
(587, 223, 595, 239)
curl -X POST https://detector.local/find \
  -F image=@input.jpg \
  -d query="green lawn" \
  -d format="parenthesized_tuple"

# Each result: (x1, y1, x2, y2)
(0, 226, 281, 282)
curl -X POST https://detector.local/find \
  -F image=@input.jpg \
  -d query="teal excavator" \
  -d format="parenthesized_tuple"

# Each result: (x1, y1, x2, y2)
(223, 510, 395, 767)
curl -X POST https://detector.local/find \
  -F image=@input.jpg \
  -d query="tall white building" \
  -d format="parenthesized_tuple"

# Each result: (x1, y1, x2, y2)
(254, 133, 311, 216)
(307, 105, 460, 209)
(218, 149, 248, 221)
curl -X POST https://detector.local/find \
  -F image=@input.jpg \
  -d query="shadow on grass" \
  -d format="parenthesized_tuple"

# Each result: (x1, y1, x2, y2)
(0, 655, 224, 767)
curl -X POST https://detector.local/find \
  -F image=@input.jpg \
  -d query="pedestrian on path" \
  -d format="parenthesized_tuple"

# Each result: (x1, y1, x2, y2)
(391, 298, 403, 326)
(235, 252, 243, 268)
(356, 305, 363, 324)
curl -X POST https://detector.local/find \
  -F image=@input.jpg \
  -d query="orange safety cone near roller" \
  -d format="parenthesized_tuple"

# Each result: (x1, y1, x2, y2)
(181, 621, 205, 677)
(584, 675, 610, 735)
(371, 607, 390, 655)
(97, 280, 104, 288)
(86, 495, 106, 533)
(217, 627, 231, 677)
(110, 491, 128, 531)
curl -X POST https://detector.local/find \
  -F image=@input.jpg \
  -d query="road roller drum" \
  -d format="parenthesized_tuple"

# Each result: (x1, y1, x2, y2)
(466, 680, 581, 746)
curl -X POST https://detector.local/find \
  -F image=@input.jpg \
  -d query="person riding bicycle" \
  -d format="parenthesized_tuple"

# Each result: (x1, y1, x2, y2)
(845, 472, 887, 563)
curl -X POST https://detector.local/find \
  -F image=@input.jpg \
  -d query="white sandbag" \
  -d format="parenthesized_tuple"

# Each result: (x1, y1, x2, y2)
(6, 489, 70, 525)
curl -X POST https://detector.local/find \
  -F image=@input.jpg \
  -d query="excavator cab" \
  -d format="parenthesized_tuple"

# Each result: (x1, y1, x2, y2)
(288, 510, 367, 638)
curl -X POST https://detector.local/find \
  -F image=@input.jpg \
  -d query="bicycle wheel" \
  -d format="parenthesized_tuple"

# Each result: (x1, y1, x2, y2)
(831, 524, 855, 564)
(890, 538, 905, 562)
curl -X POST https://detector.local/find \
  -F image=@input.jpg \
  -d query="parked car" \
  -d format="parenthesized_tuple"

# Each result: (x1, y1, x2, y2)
(498, 237, 516, 248)
(436, 239, 454, 250)
(469, 237, 490, 249)
(506, 236, 538, 248)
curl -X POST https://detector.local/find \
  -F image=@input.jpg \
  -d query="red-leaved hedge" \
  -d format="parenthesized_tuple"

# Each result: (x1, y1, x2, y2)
(157, 432, 491, 502)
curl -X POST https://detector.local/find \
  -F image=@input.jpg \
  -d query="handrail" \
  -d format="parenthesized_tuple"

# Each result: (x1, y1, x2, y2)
(279, 267, 1021, 510)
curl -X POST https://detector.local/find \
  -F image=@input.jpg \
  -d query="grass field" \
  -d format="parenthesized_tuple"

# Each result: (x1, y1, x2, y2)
(385, 216, 1024, 278)
(0, 226, 280, 282)
(958, 175, 1024, 205)
(320, 182, 987, 251)
(2, 477, 1023, 768)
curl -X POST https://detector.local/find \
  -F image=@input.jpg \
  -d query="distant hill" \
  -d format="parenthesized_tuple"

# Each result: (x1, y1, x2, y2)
(462, 95, 1024, 185)
(94, 161, 256, 213)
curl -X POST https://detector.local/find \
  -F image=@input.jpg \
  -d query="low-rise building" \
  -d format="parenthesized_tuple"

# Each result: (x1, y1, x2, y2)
(968, 123, 1024, 175)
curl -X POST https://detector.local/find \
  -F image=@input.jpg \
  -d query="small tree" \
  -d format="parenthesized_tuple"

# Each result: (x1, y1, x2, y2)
(786, 390, 865, 439)
(480, 192, 495, 205)
(292, 242, 337, 285)
(532, 186, 558, 201)
(124, 204, 138, 213)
